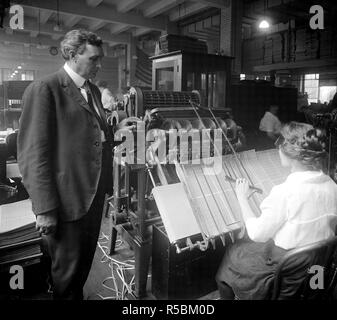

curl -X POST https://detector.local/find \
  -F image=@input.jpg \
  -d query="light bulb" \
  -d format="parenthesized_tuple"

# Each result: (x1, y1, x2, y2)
(259, 20, 270, 29)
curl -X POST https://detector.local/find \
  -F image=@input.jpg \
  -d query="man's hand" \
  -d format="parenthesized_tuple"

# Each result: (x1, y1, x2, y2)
(36, 210, 58, 235)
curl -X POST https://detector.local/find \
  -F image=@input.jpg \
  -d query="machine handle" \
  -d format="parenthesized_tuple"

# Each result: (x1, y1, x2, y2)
(225, 176, 263, 195)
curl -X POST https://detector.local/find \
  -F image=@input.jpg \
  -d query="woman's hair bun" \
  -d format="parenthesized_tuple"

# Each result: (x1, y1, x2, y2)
(299, 128, 327, 153)
(280, 122, 328, 170)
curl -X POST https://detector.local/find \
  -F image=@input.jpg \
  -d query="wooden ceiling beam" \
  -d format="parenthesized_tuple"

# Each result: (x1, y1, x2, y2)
(9, 16, 130, 45)
(87, 20, 107, 31)
(0, 30, 60, 47)
(143, 0, 185, 18)
(189, 0, 230, 9)
(0, 30, 118, 58)
(62, 15, 82, 28)
(86, 0, 104, 7)
(132, 27, 151, 37)
(117, 0, 145, 13)
(39, 10, 53, 24)
(18, 0, 167, 31)
(169, 2, 208, 21)
(110, 24, 131, 35)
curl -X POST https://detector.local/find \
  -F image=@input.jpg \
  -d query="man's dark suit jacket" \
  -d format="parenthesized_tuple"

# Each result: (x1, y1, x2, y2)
(18, 68, 113, 222)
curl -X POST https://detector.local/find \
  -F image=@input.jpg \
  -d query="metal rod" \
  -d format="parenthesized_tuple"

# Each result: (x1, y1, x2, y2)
(198, 165, 239, 229)
(189, 101, 238, 184)
(137, 168, 146, 241)
(225, 175, 263, 194)
(190, 100, 256, 187)
(213, 170, 240, 225)
(145, 164, 156, 187)
(204, 105, 255, 185)
(191, 166, 222, 237)
(145, 216, 162, 226)
(189, 100, 263, 224)
(189, 100, 234, 179)
(178, 162, 210, 244)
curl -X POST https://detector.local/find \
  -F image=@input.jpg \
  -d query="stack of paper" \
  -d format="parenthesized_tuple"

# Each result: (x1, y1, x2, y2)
(0, 199, 42, 269)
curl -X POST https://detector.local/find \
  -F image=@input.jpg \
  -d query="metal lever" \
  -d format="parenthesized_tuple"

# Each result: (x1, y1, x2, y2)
(225, 175, 263, 194)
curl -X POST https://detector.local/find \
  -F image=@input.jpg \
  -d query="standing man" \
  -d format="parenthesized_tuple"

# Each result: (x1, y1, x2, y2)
(18, 30, 113, 300)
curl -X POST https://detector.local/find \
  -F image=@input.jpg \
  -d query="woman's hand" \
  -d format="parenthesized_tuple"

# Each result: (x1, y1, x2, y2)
(235, 178, 250, 199)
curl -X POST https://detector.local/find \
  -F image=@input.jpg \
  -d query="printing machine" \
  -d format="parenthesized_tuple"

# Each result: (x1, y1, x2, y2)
(106, 87, 247, 299)
(105, 50, 269, 299)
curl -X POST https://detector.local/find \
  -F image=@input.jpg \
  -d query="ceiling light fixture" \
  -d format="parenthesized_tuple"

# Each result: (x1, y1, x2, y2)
(259, 20, 270, 29)
(54, 0, 62, 32)
(259, 0, 270, 30)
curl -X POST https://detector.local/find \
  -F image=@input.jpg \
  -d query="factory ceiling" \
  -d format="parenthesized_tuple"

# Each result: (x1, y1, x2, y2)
(0, 0, 229, 49)
(1, 0, 336, 53)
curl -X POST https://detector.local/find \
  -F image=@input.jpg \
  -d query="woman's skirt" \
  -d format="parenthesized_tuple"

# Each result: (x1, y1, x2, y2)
(216, 239, 288, 300)
(216, 238, 315, 300)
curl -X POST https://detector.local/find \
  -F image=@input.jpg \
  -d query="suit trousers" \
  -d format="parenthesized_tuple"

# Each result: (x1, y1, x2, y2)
(44, 144, 110, 300)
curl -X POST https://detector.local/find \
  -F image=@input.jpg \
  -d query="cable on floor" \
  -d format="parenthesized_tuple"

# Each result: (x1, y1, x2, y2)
(96, 232, 136, 300)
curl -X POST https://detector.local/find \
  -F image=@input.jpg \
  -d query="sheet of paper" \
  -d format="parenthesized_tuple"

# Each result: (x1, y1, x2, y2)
(0, 199, 35, 234)
(6, 163, 21, 178)
(152, 183, 201, 243)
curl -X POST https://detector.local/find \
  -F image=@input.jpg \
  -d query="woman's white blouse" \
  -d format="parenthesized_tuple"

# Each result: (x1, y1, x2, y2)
(245, 171, 337, 250)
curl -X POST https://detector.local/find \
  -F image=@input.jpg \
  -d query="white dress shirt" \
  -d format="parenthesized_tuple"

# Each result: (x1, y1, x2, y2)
(63, 63, 105, 142)
(259, 111, 282, 134)
(245, 171, 337, 250)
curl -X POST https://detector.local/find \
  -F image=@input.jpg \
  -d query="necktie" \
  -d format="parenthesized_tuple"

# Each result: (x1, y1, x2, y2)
(83, 80, 99, 116)
(82, 80, 108, 137)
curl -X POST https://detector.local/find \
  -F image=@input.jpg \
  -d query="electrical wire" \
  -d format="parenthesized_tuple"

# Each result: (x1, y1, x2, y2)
(95, 232, 136, 300)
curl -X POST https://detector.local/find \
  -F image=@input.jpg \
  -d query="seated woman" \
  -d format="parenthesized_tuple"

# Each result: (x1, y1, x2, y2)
(216, 122, 337, 300)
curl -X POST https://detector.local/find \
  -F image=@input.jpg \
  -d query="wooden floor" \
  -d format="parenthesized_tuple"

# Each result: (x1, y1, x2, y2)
(83, 215, 220, 301)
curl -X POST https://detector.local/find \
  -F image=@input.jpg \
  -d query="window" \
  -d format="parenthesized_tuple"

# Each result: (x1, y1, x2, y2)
(156, 67, 173, 91)
(304, 74, 319, 104)
(319, 86, 337, 104)
(240, 74, 246, 81)
(21, 70, 35, 81)
(0, 69, 35, 82)
(1, 69, 12, 83)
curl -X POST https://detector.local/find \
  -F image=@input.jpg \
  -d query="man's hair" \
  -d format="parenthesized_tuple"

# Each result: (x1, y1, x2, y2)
(60, 29, 103, 61)
(279, 122, 328, 171)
